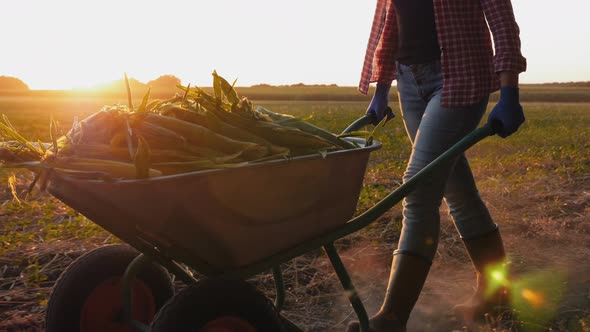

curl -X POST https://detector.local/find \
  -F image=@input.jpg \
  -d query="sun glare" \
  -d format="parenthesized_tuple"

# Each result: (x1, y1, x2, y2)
(521, 289, 545, 309)
(71, 79, 119, 91)
(26, 73, 124, 91)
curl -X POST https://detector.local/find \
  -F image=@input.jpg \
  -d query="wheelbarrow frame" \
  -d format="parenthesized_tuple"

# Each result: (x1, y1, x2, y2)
(49, 115, 496, 332)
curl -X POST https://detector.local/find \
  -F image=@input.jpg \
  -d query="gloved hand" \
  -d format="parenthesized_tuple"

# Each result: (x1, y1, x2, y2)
(488, 86, 525, 138)
(366, 82, 393, 125)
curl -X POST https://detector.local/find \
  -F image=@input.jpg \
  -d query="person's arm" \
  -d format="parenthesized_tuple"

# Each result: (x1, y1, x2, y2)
(488, 70, 524, 137)
(499, 71, 519, 87)
(359, 0, 398, 95)
(480, 0, 526, 74)
(366, 82, 393, 125)
(362, 0, 398, 124)
(481, 0, 526, 137)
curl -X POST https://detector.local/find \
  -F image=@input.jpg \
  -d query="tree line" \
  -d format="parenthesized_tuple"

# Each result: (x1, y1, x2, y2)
(0, 75, 182, 92)
(0, 76, 29, 90)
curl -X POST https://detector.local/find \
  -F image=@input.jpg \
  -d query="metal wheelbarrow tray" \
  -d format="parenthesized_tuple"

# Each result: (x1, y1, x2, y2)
(47, 138, 381, 270)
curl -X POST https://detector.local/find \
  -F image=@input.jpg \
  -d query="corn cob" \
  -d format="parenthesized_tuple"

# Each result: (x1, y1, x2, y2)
(141, 113, 269, 160)
(67, 108, 125, 145)
(206, 106, 336, 151)
(59, 143, 206, 163)
(131, 119, 188, 149)
(160, 104, 284, 152)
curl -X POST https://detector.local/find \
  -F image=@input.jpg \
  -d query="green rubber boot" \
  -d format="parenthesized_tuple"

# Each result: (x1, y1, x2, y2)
(346, 252, 431, 332)
(454, 227, 511, 323)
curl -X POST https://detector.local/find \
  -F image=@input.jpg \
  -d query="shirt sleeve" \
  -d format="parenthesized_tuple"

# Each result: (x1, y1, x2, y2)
(480, 0, 527, 73)
(359, 0, 398, 95)
(373, 1, 398, 84)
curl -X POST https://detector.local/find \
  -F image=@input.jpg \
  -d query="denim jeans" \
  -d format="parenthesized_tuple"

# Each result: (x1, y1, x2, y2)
(395, 60, 496, 261)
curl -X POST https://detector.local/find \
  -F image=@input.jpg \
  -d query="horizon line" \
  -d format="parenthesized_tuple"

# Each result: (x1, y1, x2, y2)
(8, 80, 590, 92)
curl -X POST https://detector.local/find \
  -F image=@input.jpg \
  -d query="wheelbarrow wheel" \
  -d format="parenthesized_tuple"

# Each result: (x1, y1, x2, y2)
(149, 278, 284, 332)
(45, 244, 174, 332)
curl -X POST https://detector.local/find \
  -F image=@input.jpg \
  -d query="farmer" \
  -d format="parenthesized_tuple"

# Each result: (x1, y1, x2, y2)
(347, 0, 526, 331)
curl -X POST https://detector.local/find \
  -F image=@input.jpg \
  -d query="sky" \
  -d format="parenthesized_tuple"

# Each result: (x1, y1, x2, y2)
(0, 0, 589, 90)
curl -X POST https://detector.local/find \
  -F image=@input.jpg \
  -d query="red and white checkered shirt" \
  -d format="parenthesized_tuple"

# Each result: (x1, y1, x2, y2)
(359, 0, 527, 107)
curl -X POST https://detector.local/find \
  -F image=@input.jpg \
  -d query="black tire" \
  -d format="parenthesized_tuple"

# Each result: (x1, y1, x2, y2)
(45, 244, 174, 332)
(149, 278, 284, 332)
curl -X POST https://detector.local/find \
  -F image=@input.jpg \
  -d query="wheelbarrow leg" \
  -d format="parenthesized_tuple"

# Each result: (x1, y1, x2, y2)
(273, 265, 286, 312)
(324, 243, 370, 332)
(121, 253, 152, 332)
(280, 315, 306, 332)
(272, 265, 306, 332)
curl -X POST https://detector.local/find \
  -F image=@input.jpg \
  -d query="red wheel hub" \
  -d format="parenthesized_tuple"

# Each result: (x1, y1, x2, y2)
(80, 276, 156, 332)
(199, 316, 257, 332)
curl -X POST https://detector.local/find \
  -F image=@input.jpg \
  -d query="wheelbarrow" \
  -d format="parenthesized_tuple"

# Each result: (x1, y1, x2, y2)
(43, 113, 496, 332)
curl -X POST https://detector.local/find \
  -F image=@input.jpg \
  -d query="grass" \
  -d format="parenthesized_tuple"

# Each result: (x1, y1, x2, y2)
(1, 94, 589, 331)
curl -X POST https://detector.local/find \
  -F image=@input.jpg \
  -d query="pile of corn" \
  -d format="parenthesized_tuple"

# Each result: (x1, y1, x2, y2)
(0, 72, 356, 180)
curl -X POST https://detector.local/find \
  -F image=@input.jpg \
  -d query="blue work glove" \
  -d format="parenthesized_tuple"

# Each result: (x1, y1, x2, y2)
(488, 86, 525, 138)
(366, 82, 394, 126)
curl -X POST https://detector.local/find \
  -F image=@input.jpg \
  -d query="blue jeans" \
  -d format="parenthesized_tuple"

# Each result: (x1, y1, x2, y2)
(395, 60, 496, 261)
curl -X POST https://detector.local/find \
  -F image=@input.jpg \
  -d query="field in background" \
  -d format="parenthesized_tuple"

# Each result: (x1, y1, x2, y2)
(2, 82, 590, 103)
(0, 87, 589, 331)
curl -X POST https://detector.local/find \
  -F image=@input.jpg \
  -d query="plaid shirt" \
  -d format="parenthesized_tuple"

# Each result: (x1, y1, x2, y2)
(359, 0, 527, 107)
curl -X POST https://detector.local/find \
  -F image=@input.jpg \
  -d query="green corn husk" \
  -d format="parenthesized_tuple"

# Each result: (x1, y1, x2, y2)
(59, 143, 204, 163)
(206, 106, 336, 151)
(212, 70, 240, 104)
(255, 106, 355, 150)
(160, 105, 276, 148)
(159, 104, 209, 128)
(137, 88, 151, 113)
(176, 82, 338, 152)
(0, 120, 44, 157)
(66, 107, 126, 145)
(203, 111, 290, 155)
(130, 118, 188, 149)
(0, 141, 49, 163)
(177, 85, 222, 112)
(141, 113, 269, 160)
(49, 157, 163, 179)
(161, 104, 281, 152)
(134, 135, 151, 179)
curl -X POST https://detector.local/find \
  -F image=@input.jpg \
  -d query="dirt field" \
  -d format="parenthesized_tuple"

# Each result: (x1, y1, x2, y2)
(0, 97, 588, 331)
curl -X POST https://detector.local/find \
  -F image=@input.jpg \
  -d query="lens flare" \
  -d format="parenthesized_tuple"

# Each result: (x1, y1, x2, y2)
(521, 288, 545, 309)
(510, 269, 567, 332)
(484, 261, 510, 297)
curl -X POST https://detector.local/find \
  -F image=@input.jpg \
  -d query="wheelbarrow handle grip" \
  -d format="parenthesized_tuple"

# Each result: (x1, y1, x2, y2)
(341, 107, 395, 135)
(341, 115, 373, 135)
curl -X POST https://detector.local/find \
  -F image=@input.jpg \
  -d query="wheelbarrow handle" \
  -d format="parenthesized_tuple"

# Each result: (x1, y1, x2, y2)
(341, 107, 395, 135)
(347, 122, 496, 229)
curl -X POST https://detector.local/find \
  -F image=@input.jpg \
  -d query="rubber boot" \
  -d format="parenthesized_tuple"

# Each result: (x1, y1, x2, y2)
(454, 227, 511, 323)
(346, 252, 431, 332)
